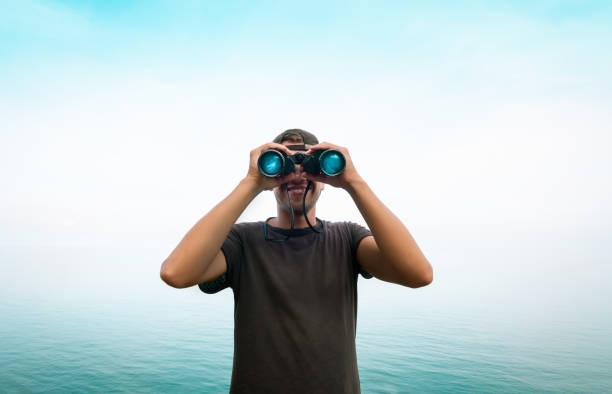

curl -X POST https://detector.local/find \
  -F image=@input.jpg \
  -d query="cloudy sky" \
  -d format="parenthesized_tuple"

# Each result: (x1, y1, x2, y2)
(1, 1, 611, 324)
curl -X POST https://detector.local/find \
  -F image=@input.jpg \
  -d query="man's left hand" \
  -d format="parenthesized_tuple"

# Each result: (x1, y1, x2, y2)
(304, 142, 363, 191)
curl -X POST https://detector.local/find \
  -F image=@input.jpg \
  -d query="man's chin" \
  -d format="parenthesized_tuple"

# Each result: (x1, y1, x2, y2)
(280, 202, 312, 215)
(287, 204, 305, 215)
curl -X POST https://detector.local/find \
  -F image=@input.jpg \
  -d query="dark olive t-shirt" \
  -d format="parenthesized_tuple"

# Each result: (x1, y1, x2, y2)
(198, 219, 373, 394)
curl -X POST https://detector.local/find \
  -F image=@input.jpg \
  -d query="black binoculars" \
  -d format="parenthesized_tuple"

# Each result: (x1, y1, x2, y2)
(258, 149, 346, 177)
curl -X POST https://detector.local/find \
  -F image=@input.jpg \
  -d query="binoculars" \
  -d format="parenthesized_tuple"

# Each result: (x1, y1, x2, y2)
(258, 149, 346, 177)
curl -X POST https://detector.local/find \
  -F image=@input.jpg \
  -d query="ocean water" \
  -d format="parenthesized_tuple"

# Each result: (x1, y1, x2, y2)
(1, 245, 611, 393)
(3, 295, 611, 393)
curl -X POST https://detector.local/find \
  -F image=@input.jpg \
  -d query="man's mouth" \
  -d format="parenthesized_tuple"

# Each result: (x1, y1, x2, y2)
(286, 183, 307, 193)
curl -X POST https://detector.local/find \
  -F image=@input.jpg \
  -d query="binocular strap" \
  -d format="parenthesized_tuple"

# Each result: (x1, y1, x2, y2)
(304, 181, 320, 234)
(263, 181, 319, 242)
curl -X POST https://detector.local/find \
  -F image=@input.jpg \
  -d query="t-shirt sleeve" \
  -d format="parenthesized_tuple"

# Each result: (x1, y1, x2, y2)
(198, 225, 243, 294)
(347, 222, 374, 279)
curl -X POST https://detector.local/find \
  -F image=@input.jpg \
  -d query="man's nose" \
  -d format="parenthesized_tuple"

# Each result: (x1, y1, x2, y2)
(293, 164, 304, 174)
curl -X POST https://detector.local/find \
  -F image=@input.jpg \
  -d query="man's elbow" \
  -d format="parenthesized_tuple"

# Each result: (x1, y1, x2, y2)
(406, 264, 433, 288)
(416, 270, 433, 288)
(160, 267, 177, 288)
(419, 264, 434, 287)
(160, 262, 188, 289)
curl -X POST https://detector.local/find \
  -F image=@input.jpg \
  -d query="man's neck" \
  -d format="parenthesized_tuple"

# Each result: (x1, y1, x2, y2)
(269, 206, 318, 229)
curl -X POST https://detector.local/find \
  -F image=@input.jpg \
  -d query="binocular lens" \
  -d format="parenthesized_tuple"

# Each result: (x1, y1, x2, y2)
(319, 150, 346, 176)
(258, 150, 283, 177)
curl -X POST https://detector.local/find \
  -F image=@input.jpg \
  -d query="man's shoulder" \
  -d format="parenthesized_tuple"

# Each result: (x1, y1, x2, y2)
(234, 221, 264, 228)
(231, 221, 264, 235)
(323, 220, 368, 232)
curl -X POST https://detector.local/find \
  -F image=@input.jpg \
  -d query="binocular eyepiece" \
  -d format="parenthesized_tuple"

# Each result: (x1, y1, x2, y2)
(258, 149, 346, 177)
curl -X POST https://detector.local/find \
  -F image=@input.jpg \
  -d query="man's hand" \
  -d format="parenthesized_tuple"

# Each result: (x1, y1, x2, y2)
(161, 141, 299, 289)
(304, 142, 433, 288)
(245, 142, 303, 193)
(304, 142, 364, 191)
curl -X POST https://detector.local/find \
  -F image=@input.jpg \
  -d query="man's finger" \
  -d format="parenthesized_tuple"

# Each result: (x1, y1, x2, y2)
(305, 142, 338, 154)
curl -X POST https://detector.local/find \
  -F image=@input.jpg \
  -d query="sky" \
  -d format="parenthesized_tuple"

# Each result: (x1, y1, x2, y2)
(1, 1, 611, 325)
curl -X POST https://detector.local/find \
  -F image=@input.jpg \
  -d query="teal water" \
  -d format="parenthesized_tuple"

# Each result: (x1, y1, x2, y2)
(2, 295, 611, 393)
(1, 245, 611, 393)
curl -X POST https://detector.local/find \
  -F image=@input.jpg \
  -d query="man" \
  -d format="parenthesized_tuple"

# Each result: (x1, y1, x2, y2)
(160, 129, 433, 393)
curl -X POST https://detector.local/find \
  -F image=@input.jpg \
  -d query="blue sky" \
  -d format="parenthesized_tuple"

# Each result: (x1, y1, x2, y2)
(3, 1, 612, 74)
(3, 1, 611, 103)
(1, 1, 611, 323)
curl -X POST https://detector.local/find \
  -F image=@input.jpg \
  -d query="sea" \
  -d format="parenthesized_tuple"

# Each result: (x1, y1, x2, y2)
(1, 245, 611, 393)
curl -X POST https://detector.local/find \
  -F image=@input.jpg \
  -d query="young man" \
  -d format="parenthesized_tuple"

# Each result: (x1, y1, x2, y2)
(160, 129, 433, 393)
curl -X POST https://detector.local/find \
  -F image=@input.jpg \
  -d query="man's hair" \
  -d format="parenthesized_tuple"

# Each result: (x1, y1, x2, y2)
(273, 129, 319, 145)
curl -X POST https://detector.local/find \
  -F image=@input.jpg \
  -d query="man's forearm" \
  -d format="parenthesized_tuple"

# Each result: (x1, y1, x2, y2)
(346, 178, 433, 284)
(160, 177, 261, 285)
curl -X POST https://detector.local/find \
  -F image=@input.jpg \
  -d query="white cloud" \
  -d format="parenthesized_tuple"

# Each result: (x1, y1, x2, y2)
(1, 10, 611, 325)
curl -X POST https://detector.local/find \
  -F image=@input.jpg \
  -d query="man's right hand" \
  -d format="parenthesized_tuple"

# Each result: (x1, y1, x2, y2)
(245, 142, 300, 193)
(162, 142, 298, 288)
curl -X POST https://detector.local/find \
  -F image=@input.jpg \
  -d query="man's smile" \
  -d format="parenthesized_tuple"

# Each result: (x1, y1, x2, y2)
(286, 182, 308, 193)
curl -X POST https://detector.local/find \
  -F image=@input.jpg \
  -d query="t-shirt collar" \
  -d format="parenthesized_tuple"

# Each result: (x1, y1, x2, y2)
(266, 217, 325, 237)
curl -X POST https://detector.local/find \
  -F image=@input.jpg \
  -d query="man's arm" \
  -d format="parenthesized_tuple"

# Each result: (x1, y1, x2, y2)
(348, 180, 433, 288)
(160, 142, 293, 289)
(305, 142, 433, 288)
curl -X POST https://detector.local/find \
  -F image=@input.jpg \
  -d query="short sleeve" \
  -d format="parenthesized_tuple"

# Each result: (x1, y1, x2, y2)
(347, 222, 374, 279)
(198, 225, 244, 294)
